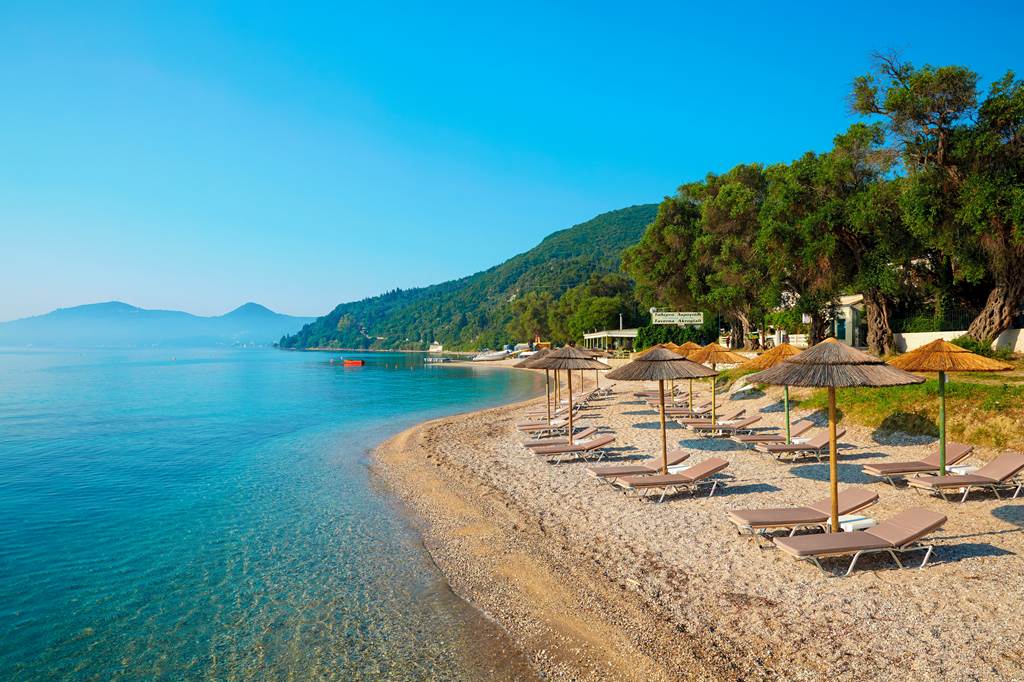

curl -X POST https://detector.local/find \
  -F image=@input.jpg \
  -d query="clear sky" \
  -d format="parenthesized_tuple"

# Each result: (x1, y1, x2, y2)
(1, 1, 1021, 321)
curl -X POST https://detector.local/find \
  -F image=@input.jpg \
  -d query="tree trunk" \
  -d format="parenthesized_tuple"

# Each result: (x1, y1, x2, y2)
(967, 273, 1024, 344)
(809, 312, 828, 345)
(728, 321, 743, 350)
(864, 291, 895, 356)
(736, 312, 754, 350)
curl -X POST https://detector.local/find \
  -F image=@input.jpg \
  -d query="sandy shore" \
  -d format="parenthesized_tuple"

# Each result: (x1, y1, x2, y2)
(373, 375, 1024, 680)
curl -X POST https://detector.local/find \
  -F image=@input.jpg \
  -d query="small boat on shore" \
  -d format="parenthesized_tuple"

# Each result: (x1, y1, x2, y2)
(424, 357, 452, 363)
(342, 359, 365, 366)
(472, 350, 509, 362)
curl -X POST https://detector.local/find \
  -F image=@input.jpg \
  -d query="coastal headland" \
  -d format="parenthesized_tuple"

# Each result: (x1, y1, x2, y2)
(373, 374, 1024, 681)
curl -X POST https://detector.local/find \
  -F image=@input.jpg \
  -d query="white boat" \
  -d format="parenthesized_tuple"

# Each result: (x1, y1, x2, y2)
(471, 350, 510, 361)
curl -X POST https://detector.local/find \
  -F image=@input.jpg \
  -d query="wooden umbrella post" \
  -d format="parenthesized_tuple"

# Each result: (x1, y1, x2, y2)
(938, 370, 947, 476)
(659, 379, 668, 474)
(545, 369, 552, 423)
(710, 363, 717, 424)
(554, 369, 560, 405)
(688, 379, 693, 410)
(567, 369, 574, 438)
(828, 386, 839, 533)
(784, 385, 791, 444)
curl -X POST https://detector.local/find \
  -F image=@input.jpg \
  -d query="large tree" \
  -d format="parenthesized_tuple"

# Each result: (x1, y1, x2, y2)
(853, 55, 1024, 343)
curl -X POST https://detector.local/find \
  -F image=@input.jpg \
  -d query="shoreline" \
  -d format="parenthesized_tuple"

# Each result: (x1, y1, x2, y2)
(371, 375, 1024, 680)
(371, 384, 729, 681)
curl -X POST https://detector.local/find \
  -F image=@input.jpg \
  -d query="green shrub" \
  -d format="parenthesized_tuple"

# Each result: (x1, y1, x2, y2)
(951, 335, 1014, 361)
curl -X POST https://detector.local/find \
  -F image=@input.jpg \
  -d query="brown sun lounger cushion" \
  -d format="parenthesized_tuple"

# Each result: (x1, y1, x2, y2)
(755, 429, 846, 454)
(728, 487, 879, 529)
(588, 449, 690, 478)
(775, 508, 946, 558)
(677, 409, 745, 426)
(863, 442, 973, 477)
(617, 457, 729, 488)
(532, 434, 616, 456)
(909, 452, 1024, 489)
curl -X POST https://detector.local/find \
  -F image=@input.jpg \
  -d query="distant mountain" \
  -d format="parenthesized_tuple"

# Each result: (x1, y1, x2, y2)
(280, 204, 658, 350)
(0, 301, 314, 348)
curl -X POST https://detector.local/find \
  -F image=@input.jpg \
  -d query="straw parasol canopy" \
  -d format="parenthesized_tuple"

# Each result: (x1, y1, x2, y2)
(675, 341, 702, 356)
(684, 342, 747, 423)
(741, 343, 803, 443)
(530, 347, 609, 438)
(688, 342, 747, 367)
(515, 349, 554, 422)
(889, 339, 1011, 474)
(747, 338, 924, 534)
(606, 348, 717, 474)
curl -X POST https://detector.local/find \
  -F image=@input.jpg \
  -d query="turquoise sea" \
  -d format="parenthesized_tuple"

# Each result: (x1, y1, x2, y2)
(0, 349, 543, 680)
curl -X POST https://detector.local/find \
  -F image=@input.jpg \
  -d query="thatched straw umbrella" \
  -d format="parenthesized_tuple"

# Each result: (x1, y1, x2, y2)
(530, 347, 608, 438)
(747, 338, 923, 533)
(688, 342, 748, 424)
(889, 339, 1011, 475)
(741, 343, 803, 442)
(606, 348, 717, 473)
(514, 349, 553, 422)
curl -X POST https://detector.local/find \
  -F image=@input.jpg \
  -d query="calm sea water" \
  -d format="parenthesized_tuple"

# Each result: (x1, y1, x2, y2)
(0, 349, 543, 680)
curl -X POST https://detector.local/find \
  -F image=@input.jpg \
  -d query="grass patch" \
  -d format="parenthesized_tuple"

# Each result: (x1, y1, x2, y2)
(795, 378, 1024, 451)
(716, 367, 756, 389)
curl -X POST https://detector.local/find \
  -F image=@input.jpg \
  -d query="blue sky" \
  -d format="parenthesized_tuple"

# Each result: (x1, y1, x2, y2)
(1, 2, 1021, 321)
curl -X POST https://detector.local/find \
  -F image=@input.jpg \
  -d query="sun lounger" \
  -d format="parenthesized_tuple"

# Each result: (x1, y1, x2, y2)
(732, 421, 813, 446)
(663, 403, 719, 417)
(516, 419, 569, 437)
(863, 442, 974, 486)
(613, 457, 730, 502)
(754, 429, 846, 463)
(532, 434, 617, 463)
(691, 415, 762, 437)
(774, 508, 946, 576)
(521, 426, 599, 449)
(587, 449, 691, 481)
(907, 452, 1024, 502)
(727, 487, 880, 540)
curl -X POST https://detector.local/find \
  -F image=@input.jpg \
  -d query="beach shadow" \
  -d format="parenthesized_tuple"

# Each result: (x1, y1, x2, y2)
(760, 401, 786, 414)
(720, 482, 783, 496)
(633, 421, 683, 430)
(729, 388, 765, 401)
(621, 400, 647, 405)
(790, 462, 877, 485)
(934, 542, 1014, 564)
(993, 505, 1024, 528)
(622, 410, 656, 416)
(677, 438, 744, 452)
(801, 410, 836, 427)
(871, 411, 938, 443)
(838, 450, 889, 462)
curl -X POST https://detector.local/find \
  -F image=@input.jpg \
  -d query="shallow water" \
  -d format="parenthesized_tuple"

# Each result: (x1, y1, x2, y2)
(0, 349, 542, 680)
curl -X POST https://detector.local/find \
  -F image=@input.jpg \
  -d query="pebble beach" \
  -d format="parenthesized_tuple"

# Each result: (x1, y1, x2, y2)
(373, 369, 1024, 681)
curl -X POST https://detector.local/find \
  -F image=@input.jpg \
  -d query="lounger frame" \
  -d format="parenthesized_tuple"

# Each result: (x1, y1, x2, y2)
(795, 540, 937, 577)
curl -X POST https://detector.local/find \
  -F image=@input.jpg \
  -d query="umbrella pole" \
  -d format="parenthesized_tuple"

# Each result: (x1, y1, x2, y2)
(670, 378, 675, 401)
(938, 370, 947, 476)
(688, 379, 693, 410)
(784, 385, 791, 444)
(710, 363, 717, 424)
(828, 386, 839, 534)
(567, 369, 574, 438)
(659, 379, 668, 474)
(555, 370, 560, 405)
(545, 369, 552, 423)
(595, 368, 599, 389)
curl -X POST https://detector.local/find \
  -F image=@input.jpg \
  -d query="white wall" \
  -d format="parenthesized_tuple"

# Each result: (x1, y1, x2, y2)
(895, 328, 1024, 353)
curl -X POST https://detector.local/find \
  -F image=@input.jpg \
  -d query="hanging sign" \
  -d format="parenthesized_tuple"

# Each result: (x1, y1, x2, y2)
(651, 311, 704, 325)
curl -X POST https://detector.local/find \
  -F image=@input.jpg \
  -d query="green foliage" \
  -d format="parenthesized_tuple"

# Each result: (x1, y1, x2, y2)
(635, 318, 716, 349)
(280, 205, 657, 350)
(951, 335, 1015, 361)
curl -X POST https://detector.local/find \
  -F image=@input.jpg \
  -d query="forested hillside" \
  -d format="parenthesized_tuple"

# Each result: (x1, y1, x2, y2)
(280, 204, 658, 350)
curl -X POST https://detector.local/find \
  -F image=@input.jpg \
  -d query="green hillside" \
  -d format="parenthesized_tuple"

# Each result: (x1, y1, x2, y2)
(280, 204, 657, 350)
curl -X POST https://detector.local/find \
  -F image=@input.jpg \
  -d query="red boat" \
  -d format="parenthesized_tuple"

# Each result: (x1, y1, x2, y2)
(342, 359, 365, 366)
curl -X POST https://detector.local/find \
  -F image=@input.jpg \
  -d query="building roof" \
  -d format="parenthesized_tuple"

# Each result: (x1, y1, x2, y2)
(583, 328, 639, 339)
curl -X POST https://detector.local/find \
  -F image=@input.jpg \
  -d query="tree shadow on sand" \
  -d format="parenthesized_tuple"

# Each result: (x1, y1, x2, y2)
(622, 410, 657, 416)
(729, 388, 765, 401)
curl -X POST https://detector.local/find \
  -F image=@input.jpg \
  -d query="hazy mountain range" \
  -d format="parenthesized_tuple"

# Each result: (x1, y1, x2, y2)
(0, 302, 314, 348)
